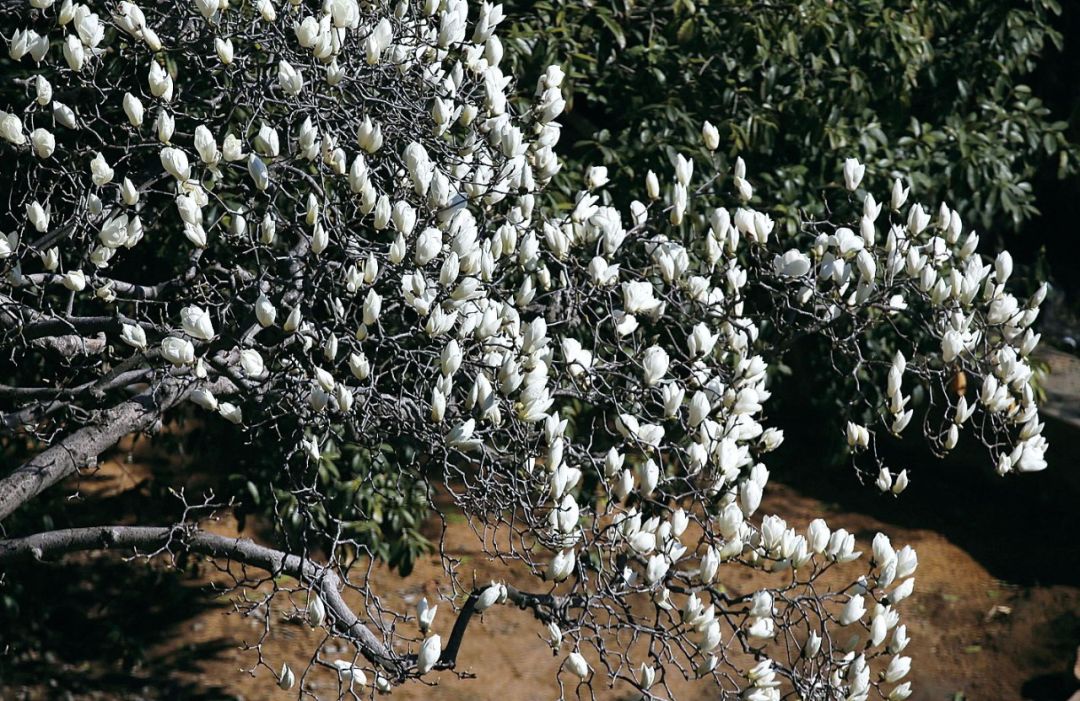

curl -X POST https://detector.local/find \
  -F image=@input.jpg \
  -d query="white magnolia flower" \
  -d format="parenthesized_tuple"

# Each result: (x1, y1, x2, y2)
(475, 583, 502, 612)
(417, 634, 441, 674)
(641, 346, 669, 386)
(255, 295, 276, 327)
(148, 61, 173, 100)
(160, 146, 190, 180)
(120, 323, 147, 350)
(239, 349, 264, 376)
(843, 157, 865, 191)
(839, 594, 866, 625)
(180, 305, 215, 340)
(702, 120, 719, 150)
(194, 125, 220, 165)
(548, 548, 575, 581)
(278, 60, 303, 95)
(248, 154, 269, 190)
(62, 269, 87, 291)
(586, 165, 609, 189)
(30, 128, 55, 158)
(90, 152, 114, 185)
(215, 37, 233, 65)
(306, 593, 326, 627)
(161, 336, 195, 366)
(774, 249, 811, 277)
(566, 652, 590, 679)
(417, 597, 438, 633)
(123, 92, 144, 126)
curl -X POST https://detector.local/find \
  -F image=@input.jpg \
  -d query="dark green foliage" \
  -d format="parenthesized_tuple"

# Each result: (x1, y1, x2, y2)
(505, 0, 1075, 236)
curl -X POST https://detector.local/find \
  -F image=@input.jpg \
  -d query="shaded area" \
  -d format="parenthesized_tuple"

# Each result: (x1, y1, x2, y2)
(1019, 609, 1080, 701)
(0, 556, 237, 701)
(0, 431, 250, 701)
(769, 338, 1080, 588)
(774, 405, 1080, 587)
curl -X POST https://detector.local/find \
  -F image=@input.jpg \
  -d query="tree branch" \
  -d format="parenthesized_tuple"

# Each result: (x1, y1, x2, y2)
(0, 377, 192, 521)
(439, 584, 577, 670)
(0, 524, 404, 676)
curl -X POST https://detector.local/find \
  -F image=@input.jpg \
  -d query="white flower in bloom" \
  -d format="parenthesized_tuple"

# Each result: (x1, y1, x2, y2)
(417, 597, 437, 633)
(255, 295, 276, 327)
(645, 170, 660, 200)
(891, 179, 910, 210)
(90, 152, 114, 185)
(475, 583, 502, 612)
(566, 652, 590, 679)
(155, 110, 175, 143)
(180, 306, 215, 340)
(30, 128, 54, 158)
(641, 346, 669, 386)
(215, 37, 233, 65)
(0, 1, 1051, 693)
(255, 123, 279, 156)
(63, 35, 85, 71)
(34, 75, 52, 105)
(278, 60, 303, 95)
(194, 126, 220, 165)
(222, 133, 244, 161)
(843, 157, 865, 191)
(846, 422, 870, 450)
(907, 203, 930, 235)
(0, 111, 25, 145)
(586, 165, 609, 189)
(774, 249, 811, 277)
(148, 61, 173, 101)
(121, 178, 139, 205)
(839, 594, 866, 625)
(884, 655, 911, 683)
(548, 548, 575, 581)
(306, 593, 326, 627)
(417, 634, 441, 674)
(120, 324, 147, 350)
(190, 388, 218, 411)
(26, 201, 49, 232)
(623, 280, 662, 315)
(62, 270, 86, 291)
(161, 337, 194, 366)
(239, 349, 264, 377)
(160, 147, 190, 181)
(702, 121, 719, 150)
(123, 92, 144, 126)
(447, 419, 480, 450)
(248, 154, 269, 190)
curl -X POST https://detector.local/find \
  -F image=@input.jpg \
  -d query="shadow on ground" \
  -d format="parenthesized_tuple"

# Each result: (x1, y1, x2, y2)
(0, 556, 237, 700)
(771, 383, 1080, 588)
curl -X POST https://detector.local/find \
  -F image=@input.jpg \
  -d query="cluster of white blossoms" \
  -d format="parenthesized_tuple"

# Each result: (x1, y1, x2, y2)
(0, 0, 1046, 698)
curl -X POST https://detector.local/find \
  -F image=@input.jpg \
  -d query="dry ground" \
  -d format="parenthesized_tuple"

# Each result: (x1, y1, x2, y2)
(2, 448, 1078, 701)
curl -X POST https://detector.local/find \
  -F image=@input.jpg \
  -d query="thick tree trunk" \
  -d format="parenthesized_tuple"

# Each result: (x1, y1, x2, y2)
(0, 378, 188, 521)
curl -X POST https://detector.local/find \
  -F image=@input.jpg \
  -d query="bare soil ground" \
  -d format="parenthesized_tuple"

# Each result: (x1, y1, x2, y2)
(2, 447, 1079, 701)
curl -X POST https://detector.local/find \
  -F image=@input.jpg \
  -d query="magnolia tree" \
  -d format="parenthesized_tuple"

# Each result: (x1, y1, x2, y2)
(0, 0, 1050, 698)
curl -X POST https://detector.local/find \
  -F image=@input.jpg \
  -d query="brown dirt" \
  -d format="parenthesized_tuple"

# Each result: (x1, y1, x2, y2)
(3, 446, 1079, 701)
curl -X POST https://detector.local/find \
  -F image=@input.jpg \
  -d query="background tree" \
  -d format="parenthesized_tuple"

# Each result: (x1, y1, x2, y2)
(503, 0, 1075, 236)
(0, 0, 1051, 698)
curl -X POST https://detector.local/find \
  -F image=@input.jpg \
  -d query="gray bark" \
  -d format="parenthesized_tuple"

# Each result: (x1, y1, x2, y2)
(0, 378, 189, 521)
(0, 524, 404, 676)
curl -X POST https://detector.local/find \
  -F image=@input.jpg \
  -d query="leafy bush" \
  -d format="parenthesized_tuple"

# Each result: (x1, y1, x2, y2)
(505, 0, 1075, 234)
